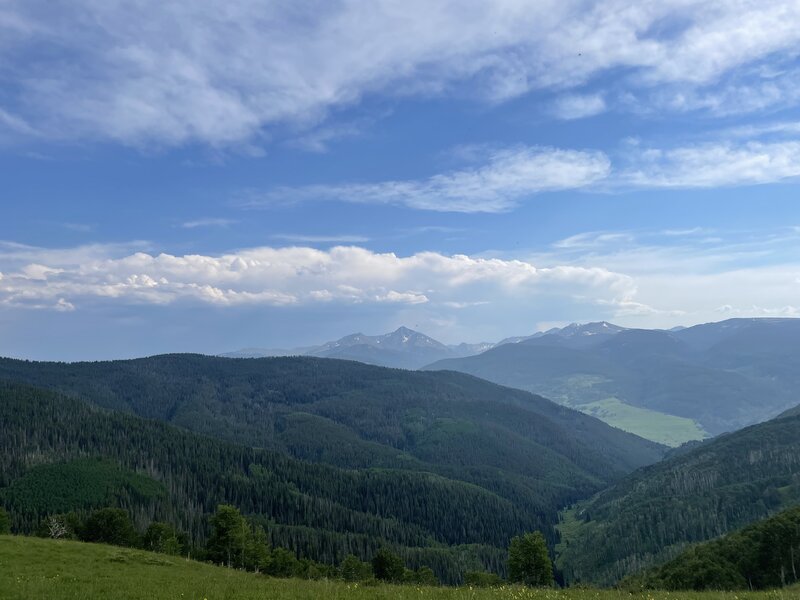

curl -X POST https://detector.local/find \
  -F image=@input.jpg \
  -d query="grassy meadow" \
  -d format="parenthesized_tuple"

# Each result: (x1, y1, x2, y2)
(1, 535, 798, 600)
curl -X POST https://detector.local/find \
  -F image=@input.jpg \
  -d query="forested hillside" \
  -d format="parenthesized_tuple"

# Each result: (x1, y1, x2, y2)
(556, 412, 800, 586)
(0, 383, 518, 582)
(0, 355, 663, 522)
(629, 504, 800, 591)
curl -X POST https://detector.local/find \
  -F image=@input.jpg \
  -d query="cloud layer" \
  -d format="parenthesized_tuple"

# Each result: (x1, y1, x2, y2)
(2, 1, 800, 146)
(246, 134, 800, 212)
(249, 146, 611, 212)
(0, 243, 634, 313)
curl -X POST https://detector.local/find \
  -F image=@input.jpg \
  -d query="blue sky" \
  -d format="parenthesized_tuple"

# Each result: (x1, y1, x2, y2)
(2, 1, 800, 360)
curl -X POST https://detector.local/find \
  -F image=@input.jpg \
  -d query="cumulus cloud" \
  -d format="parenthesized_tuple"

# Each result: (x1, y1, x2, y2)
(0, 242, 636, 313)
(533, 226, 800, 329)
(247, 146, 611, 212)
(2, 1, 800, 145)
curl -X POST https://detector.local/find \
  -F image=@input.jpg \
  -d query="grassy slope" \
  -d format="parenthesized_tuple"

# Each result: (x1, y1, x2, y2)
(0, 535, 795, 600)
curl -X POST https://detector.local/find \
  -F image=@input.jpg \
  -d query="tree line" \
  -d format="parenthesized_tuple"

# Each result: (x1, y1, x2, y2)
(0, 504, 554, 588)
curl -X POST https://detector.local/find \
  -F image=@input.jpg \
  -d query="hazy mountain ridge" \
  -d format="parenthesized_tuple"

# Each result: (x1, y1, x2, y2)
(219, 322, 628, 369)
(221, 326, 496, 369)
(424, 318, 800, 444)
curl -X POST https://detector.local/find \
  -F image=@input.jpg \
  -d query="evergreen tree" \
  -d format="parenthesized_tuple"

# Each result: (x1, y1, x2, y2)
(81, 508, 139, 547)
(508, 531, 554, 587)
(0, 507, 10, 534)
(206, 505, 248, 568)
(372, 547, 405, 582)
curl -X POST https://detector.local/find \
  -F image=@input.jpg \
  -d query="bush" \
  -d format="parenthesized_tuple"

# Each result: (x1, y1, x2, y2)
(372, 547, 405, 582)
(339, 554, 373, 582)
(465, 570, 504, 587)
(80, 508, 139, 547)
(143, 522, 185, 555)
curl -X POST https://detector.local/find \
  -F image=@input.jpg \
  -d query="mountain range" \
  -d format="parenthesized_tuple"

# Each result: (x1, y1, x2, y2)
(221, 318, 800, 446)
(221, 326, 494, 369)
(425, 318, 800, 446)
(4, 321, 800, 585)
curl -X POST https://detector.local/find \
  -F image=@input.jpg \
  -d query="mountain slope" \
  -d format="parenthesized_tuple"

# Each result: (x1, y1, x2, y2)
(0, 382, 520, 581)
(556, 412, 800, 586)
(0, 354, 664, 562)
(425, 318, 800, 443)
(0, 353, 663, 475)
(629, 504, 800, 591)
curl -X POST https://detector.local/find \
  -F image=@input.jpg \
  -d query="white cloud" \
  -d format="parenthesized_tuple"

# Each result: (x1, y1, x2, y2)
(651, 69, 800, 117)
(0, 242, 635, 314)
(617, 140, 800, 188)
(271, 234, 371, 244)
(3, 1, 800, 146)
(247, 145, 611, 213)
(180, 218, 237, 229)
(553, 231, 635, 249)
(530, 226, 800, 329)
(551, 94, 606, 120)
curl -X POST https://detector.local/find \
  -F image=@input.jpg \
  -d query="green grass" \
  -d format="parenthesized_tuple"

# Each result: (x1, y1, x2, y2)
(1, 536, 797, 600)
(575, 397, 708, 447)
(527, 375, 707, 446)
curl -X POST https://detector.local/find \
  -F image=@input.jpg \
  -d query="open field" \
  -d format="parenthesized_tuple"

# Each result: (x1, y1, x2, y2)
(577, 397, 708, 447)
(1, 536, 797, 600)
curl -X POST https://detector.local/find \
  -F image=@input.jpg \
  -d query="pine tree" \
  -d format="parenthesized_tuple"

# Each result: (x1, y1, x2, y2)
(508, 531, 554, 587)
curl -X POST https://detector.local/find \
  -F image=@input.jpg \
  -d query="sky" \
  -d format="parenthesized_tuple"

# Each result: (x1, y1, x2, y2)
(2, 0, 800, 360)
